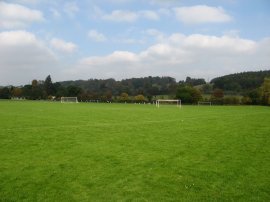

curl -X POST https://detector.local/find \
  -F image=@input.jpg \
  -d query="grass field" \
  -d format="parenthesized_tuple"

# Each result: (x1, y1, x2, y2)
(0, 100, 270, 201)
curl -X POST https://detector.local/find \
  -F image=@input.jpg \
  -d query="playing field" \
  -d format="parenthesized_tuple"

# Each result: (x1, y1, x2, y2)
(0, 100, 269, 201)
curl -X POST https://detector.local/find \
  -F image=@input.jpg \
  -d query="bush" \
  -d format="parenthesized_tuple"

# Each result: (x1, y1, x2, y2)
(223, 96, 241, 105)
(241, 96, 252, 105)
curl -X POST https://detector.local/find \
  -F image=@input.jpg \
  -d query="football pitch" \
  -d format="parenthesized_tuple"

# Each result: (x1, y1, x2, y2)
(0, 100, 269, 201)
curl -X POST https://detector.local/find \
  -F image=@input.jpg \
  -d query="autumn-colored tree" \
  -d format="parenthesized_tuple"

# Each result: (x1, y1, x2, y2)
(11, 87, 23, 98)
(211, 88, 224, 104)
(32, 79, 38, 87)
(212, 88, 224, 98)
(119, 93, 129, 102)
(134, 94, 146, 103)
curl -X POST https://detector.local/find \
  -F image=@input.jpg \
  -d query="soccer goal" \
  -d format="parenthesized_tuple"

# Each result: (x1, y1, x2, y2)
(61, 97, 79, 103)
(156, 99, 181, 108)
(198, 101, 212, 106)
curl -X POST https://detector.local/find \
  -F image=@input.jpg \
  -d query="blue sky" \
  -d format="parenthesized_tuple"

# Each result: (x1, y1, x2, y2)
(0, 0, 270, 85)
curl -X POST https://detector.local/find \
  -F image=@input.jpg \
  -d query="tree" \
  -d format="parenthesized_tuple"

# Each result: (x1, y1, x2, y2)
(223, 96, 240, 105)
(260, 77, 270, 105)
(202, 83, 213, 94)
(134, 94, 146, 103)
(44, 75, 55, 96)
(212, 88, 224, 98)
(211, 89, 224, 104)
(21, 85, 32, 99)
(67, 85, 82, 96)
(100, 91, 112, 101)
(119, 93, 129, 102)
(185, 77, 206, 86)
(176, 86, 192, 103)
(32, 79, 38, 87)
(11, 87, 23, 98)
(0, 87, 11, 99)
(211, 70, 270, 92)
(30, 79, 44, 99)
(191, 88, 202, 103)
(247, 89, 261, 105)
(176, 85, 202, 104)
(241, 96, 252, 105)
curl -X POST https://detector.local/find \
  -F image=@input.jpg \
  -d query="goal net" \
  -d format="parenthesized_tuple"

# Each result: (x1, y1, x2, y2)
(156, 99, 181, 108)
(198, 101, 211, 106)
(61, 97, 78, 103)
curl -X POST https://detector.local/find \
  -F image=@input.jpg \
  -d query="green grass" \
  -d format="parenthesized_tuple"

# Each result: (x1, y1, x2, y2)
(0, 100, 269, 201)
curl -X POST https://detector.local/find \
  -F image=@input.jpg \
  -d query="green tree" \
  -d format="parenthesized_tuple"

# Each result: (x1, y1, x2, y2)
(44, 75, 55, 96)
(176, 85, 202, 104)
(185, 77, 206, 86)
(67, 85, 82, 96)
(247, 89, 261, 105)
(202, 83, 213, 94)
(223, 96, 241, 105)
(241, 96, 252, 105)
(260, 77, 270, 105)
(30, 79, 44, 99)
(0, 87, 11, 99)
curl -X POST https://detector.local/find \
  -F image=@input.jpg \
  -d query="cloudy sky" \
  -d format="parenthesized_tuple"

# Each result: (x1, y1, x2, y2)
(0, 0, 270, 85)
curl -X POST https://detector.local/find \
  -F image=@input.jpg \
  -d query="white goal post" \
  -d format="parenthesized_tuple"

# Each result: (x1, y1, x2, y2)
(198, 101, 212, 106)
(61, 97, 79, 103)
(156, 99, 181, 108)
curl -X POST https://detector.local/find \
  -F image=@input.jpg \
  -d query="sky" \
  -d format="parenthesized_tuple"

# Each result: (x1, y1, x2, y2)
(0, 0, 270, 85)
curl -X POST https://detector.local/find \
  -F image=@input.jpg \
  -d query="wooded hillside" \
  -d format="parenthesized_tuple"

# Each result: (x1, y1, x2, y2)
(211, 70, 270, 92)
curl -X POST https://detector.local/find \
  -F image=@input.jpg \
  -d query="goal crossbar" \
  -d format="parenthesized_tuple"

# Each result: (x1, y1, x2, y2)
(61, 97, 78, 103)
(198, 101, 212, 106)
(156, 99, 181, 108)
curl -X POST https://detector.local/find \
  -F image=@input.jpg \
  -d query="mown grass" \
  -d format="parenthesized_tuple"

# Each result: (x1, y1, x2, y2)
(0, 100, 269, 201)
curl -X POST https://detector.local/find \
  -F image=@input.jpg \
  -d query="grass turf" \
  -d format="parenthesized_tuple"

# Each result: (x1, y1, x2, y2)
(0, 100, 269, 201)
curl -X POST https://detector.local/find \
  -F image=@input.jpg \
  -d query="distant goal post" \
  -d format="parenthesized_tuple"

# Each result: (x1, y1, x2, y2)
(156, 99, 181, 108)
(198, 101, 212, 106)
(61, 97, 79, 103)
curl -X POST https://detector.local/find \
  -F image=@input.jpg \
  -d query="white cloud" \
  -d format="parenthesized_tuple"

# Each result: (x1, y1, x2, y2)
(139, 10, 159, 20)
(114, 38, 145, 44)
(102, 9, 159, 22)
(145, 28, 165, 41)
(170, 34, 256, 53)
(0, 30, 57, 85)
(64, 2, 79, 18)
(88, 30, 107, 42)
(102, 10, 138, 22)
(0, 2, 44, 29)
(174, 5, 232, 24)
(50, 38, 77, 53)
(65, 33, 269, 81)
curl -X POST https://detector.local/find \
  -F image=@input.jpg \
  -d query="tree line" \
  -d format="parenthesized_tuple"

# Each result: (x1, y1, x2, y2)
(0, 75, 177, 102)
(211, 70, 270, 92)
(0, 75, 206, 103)
(0, 72, 269, 105)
